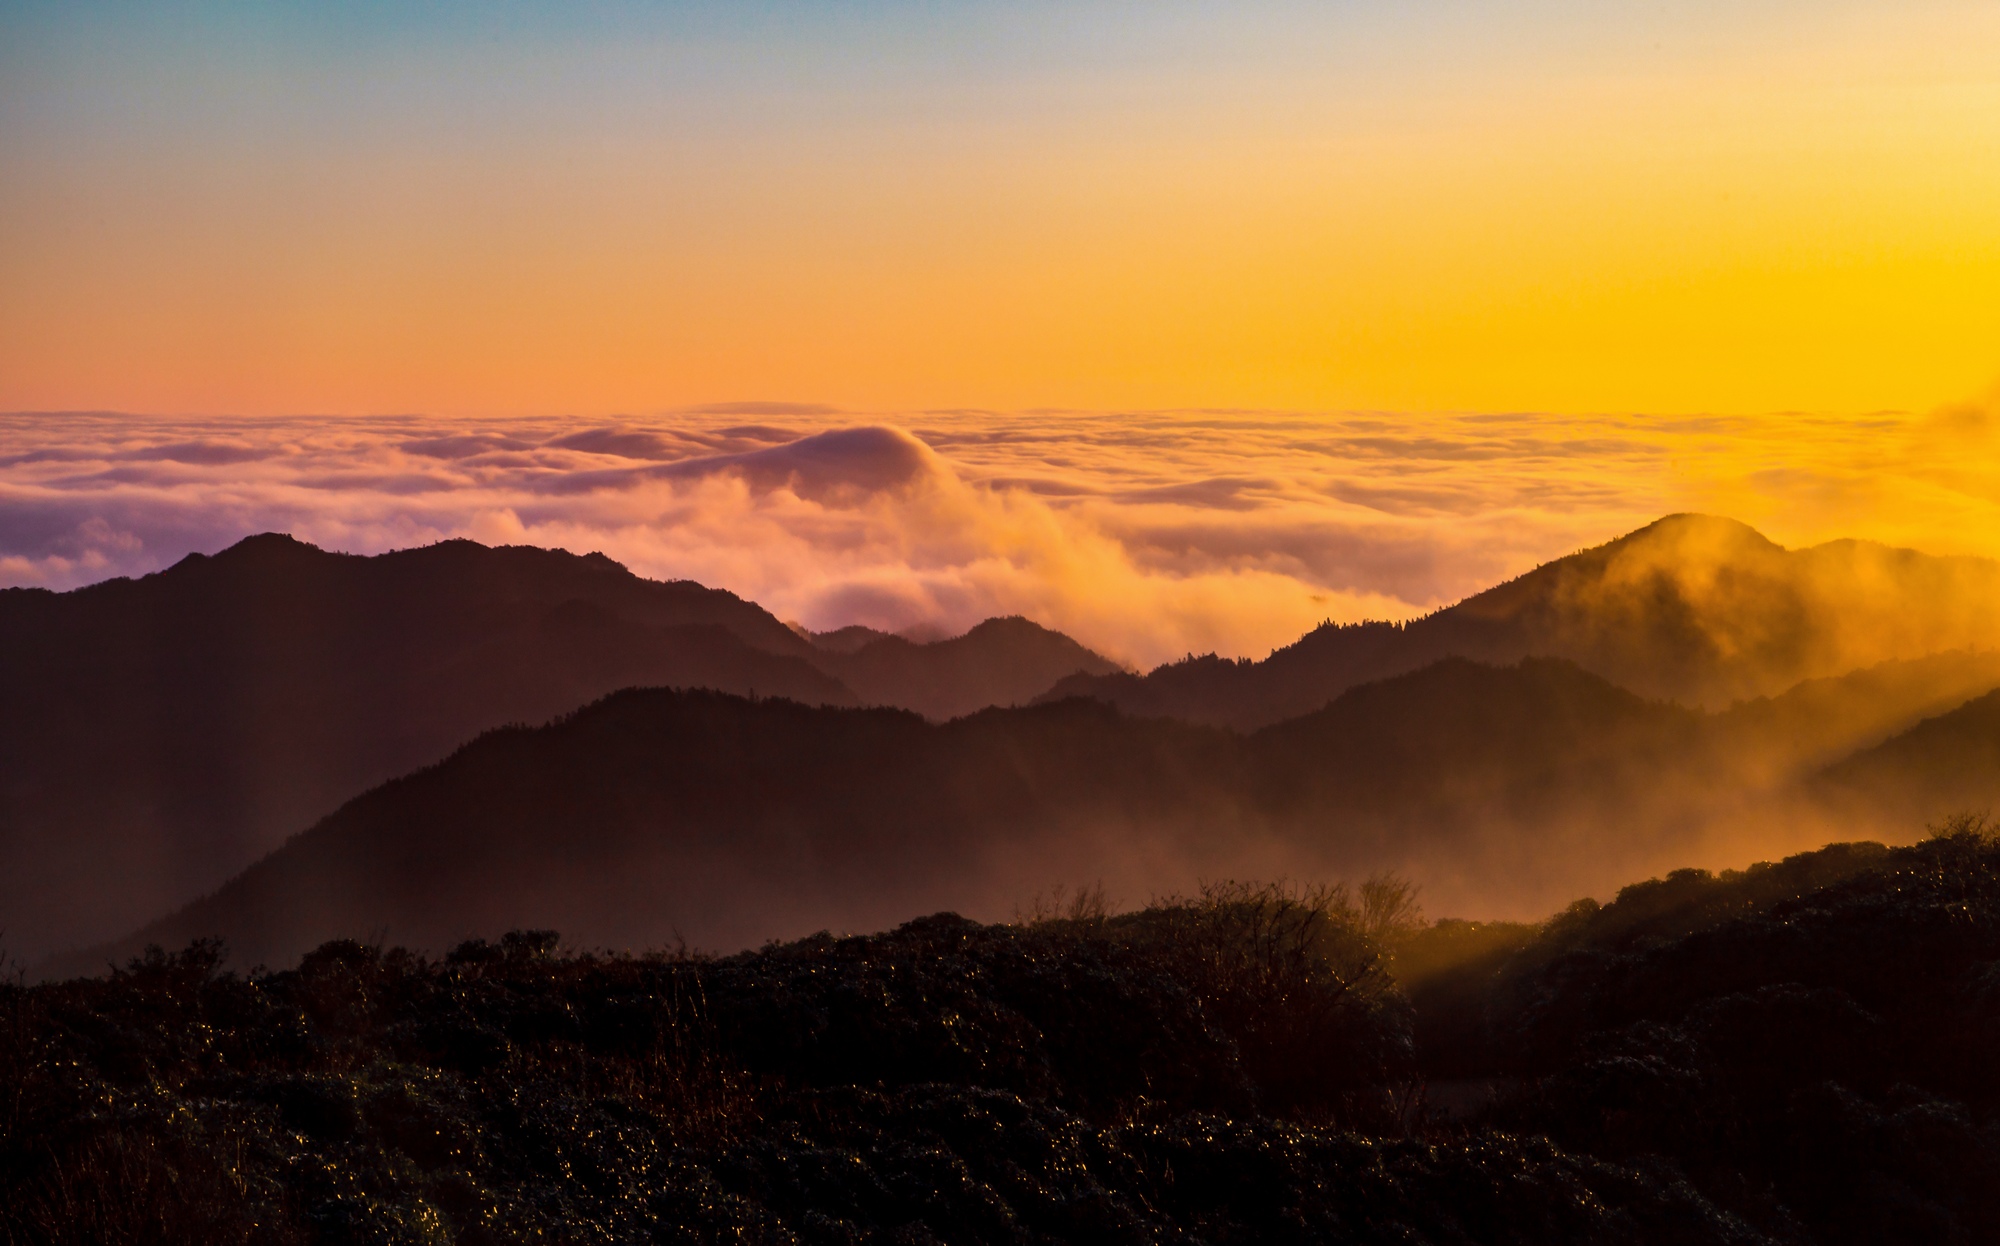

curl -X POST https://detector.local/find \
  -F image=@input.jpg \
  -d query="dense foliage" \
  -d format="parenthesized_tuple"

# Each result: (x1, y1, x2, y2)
(1402, 820, 2000, 1244)
(8, 834, 2000, 1245)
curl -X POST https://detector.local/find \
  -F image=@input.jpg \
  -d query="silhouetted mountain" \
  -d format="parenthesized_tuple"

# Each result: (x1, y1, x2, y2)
(1247, 659, 1712, 890)
(1810, 688, 2000, 829)
(15, 516, 2000, 967)
(1708, 649, 2000, 782)
(0, 535, 1116, 960)
(71, 656, 1894, 977)
(810, 615, 1124, 720)
(1043, 514, 2000, 727)
(71, 691, 1238, 974)
(798, 622, 896, 653)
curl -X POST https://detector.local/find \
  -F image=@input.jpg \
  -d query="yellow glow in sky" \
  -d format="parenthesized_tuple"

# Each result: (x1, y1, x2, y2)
(1, 1, 1996, 417)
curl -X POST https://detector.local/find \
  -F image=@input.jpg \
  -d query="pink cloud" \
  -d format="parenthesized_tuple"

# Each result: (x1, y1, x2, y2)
(4, 404, 1996, 666)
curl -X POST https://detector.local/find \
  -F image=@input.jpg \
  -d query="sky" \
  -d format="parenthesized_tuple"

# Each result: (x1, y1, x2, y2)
(3, 0, 1998, 416)
(3, 1, 1999, 662)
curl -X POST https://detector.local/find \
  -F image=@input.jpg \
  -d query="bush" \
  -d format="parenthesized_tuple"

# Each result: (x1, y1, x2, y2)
(0, 881, 1770, 1245)
(15, 843, 2000, 1244)
(1405, 834, 2000, 1244)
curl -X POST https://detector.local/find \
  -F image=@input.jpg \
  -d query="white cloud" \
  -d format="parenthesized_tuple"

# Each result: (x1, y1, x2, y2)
(3, 404, 1995, 666)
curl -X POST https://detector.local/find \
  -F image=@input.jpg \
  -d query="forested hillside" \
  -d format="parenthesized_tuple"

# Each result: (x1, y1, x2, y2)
(0, 535, 1114, 959)
(8, 829, 1998, 1244)
(1043, 514, 2000, 727)
(67, 650, 2000, 977)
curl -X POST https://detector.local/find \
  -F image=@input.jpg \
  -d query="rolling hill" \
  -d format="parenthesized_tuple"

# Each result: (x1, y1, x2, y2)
(811, 615, 1121, 720)
(68, 655, 1907, 977)
(0, 534, 1115, 960)
(15, 513, 2000, 969)
(1041, 514, 2000, 727)
(1811, 688, 2000, 830)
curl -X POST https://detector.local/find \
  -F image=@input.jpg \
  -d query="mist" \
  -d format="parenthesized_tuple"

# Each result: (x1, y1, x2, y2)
(7, 398, 2000, 667)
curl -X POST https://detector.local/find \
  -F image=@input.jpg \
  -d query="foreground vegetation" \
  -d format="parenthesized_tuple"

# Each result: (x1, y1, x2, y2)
(6, 829, 2000, 1245)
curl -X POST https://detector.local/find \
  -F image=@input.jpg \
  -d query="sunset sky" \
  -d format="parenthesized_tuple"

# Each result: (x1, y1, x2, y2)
(5, 0, 1997, 415)
(3, 1, 1999, 658)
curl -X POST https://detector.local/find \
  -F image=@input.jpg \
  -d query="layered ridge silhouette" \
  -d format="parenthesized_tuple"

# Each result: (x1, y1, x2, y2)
(0, 535, 1116, 959)
(15, 513, 2000, 971)
(1812, 689, 2000, 829)
(64, 644, 2000, 977)
(1042, 513, 2000, 727)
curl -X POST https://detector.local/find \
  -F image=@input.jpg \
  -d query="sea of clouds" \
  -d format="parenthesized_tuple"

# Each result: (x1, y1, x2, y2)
(3, 403, 1996, 666)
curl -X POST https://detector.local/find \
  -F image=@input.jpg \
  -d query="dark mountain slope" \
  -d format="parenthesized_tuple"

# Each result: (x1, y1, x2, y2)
(1393, 831, 2000, 1242)
(1708, 649, 2000, 781)
(0, 534, 847, 960)
(76, 692, 1245, 972)
(1250, 659, 1709, 877)
(800, 622, 896, 652)
(75, 658, 1760, 975)
(1043, 514, 2000, 727)
(1810, 688, 2000, 828)
(1257, 657, 1702, 810)
(810, 615, 1124, 719)
(0, 535, 1117, 960)
(18, 516, 1995, 967)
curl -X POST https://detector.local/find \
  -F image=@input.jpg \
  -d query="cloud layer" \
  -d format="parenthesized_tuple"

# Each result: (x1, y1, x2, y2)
(4, 405, 1998, 666)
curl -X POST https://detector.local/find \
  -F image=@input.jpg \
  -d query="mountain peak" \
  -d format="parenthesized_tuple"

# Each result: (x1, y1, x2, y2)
(1582, 512, 1788, 572)
(959, 615, 1070, 643)
(205, 531, 327, 562)
(1046, 513, 2000, 727)
(1620, 512, 1777, 547)
(0, 537, 1125, 958)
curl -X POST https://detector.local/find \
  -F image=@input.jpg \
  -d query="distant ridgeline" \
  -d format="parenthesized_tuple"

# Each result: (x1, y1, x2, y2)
(8, 512, 2000, 970)
(7, 830, 2000, 1244)
(0, 534, 1116, 962)
(1039, 513, 2000, 726)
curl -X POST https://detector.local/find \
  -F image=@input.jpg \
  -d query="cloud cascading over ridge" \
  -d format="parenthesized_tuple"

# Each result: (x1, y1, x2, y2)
(6, 404, 2000, 667)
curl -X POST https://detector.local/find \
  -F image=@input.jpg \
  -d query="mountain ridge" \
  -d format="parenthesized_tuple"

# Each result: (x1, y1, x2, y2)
(15, 513, 2000, 966)
(0, 533, 1118, 960)
(1810, 688, 2000, 830)
(65, 647, 1997, 979)
(1041, 513, 2000, 727)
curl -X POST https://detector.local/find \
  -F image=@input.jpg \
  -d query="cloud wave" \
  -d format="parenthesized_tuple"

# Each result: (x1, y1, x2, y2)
(3, 404, 1997, 666)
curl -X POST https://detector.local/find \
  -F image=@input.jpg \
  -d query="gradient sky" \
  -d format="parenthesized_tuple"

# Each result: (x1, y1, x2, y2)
(6, 1, 2000, 660)
(4, 0, 1998, 416)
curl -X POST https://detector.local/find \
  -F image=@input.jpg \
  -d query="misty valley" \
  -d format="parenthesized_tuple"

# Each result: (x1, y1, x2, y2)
(11, 0, 1997, 1235)
(7, 514, 2000, 1244)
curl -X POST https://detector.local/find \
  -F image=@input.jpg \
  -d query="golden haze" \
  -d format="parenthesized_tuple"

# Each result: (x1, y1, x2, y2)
(5, 399, 2000, 669)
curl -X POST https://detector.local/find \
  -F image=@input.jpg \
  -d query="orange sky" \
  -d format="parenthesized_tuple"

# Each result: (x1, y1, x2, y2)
(5, 2, 2000, 658)
(2, 0, 1997, 418)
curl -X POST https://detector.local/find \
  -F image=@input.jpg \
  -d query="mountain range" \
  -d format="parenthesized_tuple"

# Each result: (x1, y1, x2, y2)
(10, 513, 2000, 973)
(0, 535, 1114, 959)
(1042, 513, 2000, 727)
(59, 646, 2000, 976)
